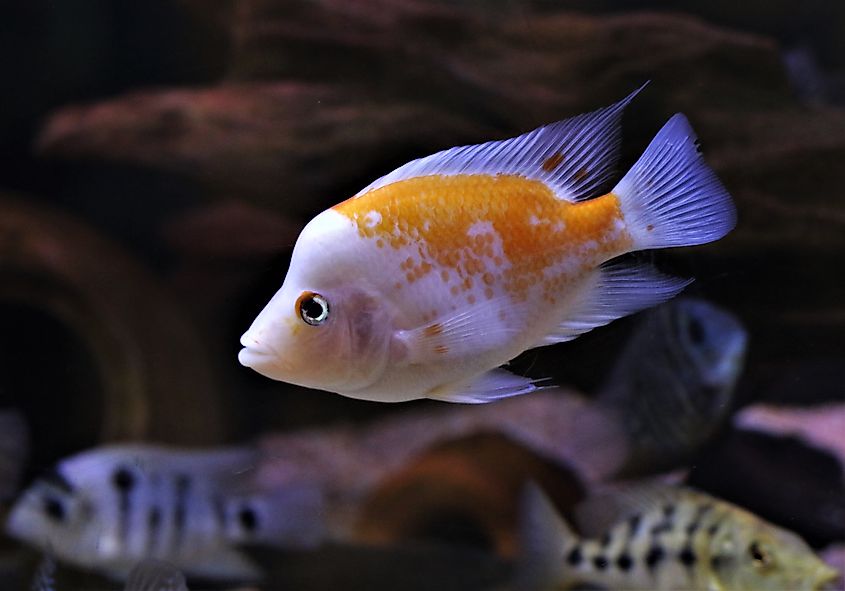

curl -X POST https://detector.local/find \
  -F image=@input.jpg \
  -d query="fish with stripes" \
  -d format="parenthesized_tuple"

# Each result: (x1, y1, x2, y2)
(517, 483, 841, 590)
(5, 444, 324, 582)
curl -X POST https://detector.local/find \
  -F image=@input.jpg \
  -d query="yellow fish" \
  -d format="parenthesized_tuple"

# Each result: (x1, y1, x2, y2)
(517, 484, 841, 591)
(238, 87, 736, 403)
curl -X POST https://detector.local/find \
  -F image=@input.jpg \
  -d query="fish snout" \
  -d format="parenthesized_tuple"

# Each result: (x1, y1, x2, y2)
(238, 331, 283, 372)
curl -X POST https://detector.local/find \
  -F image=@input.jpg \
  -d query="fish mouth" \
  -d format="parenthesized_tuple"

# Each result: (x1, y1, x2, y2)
(238, 332, 291, 381)
(239, 333, 278, 367)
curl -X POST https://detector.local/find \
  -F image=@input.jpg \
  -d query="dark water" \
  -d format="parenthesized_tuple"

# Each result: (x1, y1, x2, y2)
(0, 1, 843, 589)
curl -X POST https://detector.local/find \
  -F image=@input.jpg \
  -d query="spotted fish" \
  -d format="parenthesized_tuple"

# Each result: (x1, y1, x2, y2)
(5, 444, 324, 581)
(518, 484, 841, 591)
(238, 86, 736, 403)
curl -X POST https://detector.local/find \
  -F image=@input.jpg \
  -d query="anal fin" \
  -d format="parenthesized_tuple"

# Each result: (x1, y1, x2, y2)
(540, 260, 690, 345)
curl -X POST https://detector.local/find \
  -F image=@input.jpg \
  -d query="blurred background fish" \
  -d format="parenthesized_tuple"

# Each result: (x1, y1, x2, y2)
(5, 444, 324, 582)
(518, 483, 840, 591)
(590, 298, 747, 477)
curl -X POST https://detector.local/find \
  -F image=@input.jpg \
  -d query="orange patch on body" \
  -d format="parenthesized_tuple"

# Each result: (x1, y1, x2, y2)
(434, 345, 449, 355)
(334, 175, 632, 302)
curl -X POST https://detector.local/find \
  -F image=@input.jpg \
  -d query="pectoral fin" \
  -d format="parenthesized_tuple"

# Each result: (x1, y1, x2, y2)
(393, 297, 519, 365)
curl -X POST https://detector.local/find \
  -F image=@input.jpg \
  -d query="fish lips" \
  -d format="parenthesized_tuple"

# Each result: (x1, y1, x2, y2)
(238, 335, 288, 380)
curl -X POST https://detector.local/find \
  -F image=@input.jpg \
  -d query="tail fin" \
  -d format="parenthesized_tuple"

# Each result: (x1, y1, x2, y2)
(513, 482, 578, 591)
(614, 114, 736, 250)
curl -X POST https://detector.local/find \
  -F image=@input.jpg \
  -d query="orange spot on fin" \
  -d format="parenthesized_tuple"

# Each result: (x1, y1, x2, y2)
(542, 152, 564, 172)
(424, 323, 444, 337)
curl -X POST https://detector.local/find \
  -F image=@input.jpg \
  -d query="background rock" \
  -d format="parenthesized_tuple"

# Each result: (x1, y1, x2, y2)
(0, 196, 227, 469)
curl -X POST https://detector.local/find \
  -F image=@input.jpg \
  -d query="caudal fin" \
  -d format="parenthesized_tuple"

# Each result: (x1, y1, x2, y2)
(614, 114, 736, 250)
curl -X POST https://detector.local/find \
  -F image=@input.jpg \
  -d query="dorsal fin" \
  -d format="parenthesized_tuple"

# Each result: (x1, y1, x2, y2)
(356, 84, 648, 202)
(574, 484, 709, 538)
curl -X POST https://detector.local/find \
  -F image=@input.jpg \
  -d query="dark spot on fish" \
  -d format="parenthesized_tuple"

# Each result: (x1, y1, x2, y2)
(663, 504, 675, 518)
(574, 167, 589, 181)
(749, 541, 770, 567)
(113, 466, 135, 542)
(542, 152, 565, 172)
(707, 523, 720, 537)
(600, 531, 612, 547)
(593, 555, 609, 570)
(112, 466, 135, 491)
(651, 520, 673, 536)
(628, 514, 642, 536)
(148, 506, 161, 528)
(646, 545, 665, 570)
(567, 546, 583, 566)
(147, 506, 162, 554)
(687, 504, 712, 537)
(646, 224, 654, 232)
(679, 547, 697, 566)
(238, 505, 259, 533)
(43, 496, 66, 522)
(617, 553, 633, 571)
(173, 474, 191, 548)
(711, 555, 728, 570)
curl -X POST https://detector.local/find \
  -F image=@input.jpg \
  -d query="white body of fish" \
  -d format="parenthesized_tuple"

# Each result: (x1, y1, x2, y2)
(239, 86, 736, 403)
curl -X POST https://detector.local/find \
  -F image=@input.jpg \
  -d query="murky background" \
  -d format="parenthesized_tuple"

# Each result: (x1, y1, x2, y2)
(0, 1, 843, 589)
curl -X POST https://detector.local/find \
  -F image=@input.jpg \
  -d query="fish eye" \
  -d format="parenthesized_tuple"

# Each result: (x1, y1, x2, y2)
(296, 291, 330, 326)
(43, 495, 67, 523)
(748, 541, 771, 568)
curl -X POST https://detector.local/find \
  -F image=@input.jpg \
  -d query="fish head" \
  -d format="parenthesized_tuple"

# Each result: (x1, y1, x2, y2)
(239, 211, 394, 394)
(670, 298, 747, 392)
(709, 517, 841, 590)
(5, 469, 102, 567)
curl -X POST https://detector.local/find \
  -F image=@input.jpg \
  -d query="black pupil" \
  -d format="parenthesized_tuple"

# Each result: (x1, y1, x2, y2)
(750, 542, 766, 562)
(112, 467, 135, 491)
(301, 297, 325, 320)
(688, 317, 706, 345)
(44, 496, 66, 522)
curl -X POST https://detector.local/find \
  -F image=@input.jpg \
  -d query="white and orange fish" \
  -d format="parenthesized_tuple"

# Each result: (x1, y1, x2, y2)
(238, 88, 736, 403)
